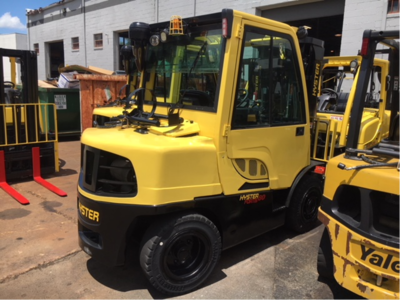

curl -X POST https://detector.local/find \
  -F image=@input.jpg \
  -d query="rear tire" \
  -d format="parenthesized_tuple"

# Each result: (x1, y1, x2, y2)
(317, 228, 334, 279)
(139, 213, 221, 295)
(286, 175, 323, 233)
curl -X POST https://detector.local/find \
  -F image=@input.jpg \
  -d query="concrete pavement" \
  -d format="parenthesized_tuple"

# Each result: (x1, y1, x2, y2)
(0, 139, 361, 299)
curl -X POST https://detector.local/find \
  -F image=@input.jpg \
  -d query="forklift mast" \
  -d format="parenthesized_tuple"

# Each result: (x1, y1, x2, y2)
(317, 30, 399, 299)
(298, 35, 325, 123)
(0, 48, 59, 182)
(346, 30, 399, 152)
(0, 49, 39, 144)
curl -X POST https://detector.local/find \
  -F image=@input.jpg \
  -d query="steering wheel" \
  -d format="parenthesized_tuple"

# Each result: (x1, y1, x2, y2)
(4, 81, 15, 89)
(126, 88, 157, 119)
(318, 88, 339, 111)
(236, 88, 249, 107)
(118, 84, 128, 99)
(321, 88, 339, 99)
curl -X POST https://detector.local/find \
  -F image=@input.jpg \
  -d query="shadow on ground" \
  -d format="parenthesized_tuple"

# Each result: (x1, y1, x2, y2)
(318, 276, 364, 299)
(85, 225, 303, 298)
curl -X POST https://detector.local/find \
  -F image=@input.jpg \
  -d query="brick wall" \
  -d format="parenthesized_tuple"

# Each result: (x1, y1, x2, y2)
(340, 0, 397, 55)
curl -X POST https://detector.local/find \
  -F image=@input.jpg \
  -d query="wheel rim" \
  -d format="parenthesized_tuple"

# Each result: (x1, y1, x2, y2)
(301, 187, 321, 221)
(162, 230, 211, 283)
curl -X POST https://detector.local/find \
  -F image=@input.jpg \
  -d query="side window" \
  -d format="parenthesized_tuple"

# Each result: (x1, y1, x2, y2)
(232, 26, 306, 129)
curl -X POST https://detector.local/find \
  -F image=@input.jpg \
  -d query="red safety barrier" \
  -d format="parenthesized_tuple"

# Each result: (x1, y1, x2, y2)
(32, 147, 67, 197)
(0, 150, 30, 205)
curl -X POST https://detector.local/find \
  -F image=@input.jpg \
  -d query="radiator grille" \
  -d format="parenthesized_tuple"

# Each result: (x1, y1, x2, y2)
(82, 145, 137, 197)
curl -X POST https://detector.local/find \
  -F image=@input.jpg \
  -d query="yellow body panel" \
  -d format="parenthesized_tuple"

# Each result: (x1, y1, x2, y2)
(323, 154, 399, 199)
(92, 106, 127, 119)
(226, 125, 309, 190)
(149, 119, 200, 137)
(216, 13, 310, 195)
(320, 210, 399, 299)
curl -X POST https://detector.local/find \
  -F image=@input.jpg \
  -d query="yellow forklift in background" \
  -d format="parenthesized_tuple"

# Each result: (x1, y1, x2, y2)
(313, 54, 392, 161)
(92, 45, 140, 126)
(0, 48, 64, 204)
(317, 29, 399, 299)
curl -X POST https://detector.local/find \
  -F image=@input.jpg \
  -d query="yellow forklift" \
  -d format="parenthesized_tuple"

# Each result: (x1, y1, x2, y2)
(313, 54, 392, 161)
(317, 29, 399, 299)
(77, 10, 328, 295)
(78, 10, 327, 294)
(0, 48, 64, 204)
(91, 45, 139, 127)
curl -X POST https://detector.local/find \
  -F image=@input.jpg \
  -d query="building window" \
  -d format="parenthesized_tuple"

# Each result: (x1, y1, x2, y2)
(33, 43, 39, 55)
(72, 37, 79, 50)
(388, 0, 399, 13)
(94, 33, 103, 49)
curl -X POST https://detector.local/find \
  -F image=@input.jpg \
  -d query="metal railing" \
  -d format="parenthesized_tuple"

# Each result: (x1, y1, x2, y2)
(311, 118, 339, 162)
(0, 103, 58, 147)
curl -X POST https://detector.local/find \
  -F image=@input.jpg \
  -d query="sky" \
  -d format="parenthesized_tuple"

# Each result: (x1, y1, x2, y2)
(0, 1, 55, 35)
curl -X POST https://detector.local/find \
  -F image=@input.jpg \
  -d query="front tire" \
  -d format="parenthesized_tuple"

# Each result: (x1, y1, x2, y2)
(140, 214, 221, 295)
(317, 228, 334, 279)
(286, 175, 323, 233)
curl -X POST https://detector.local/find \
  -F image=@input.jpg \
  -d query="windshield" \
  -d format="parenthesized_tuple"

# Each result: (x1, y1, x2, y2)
(144, 26, 223, 109)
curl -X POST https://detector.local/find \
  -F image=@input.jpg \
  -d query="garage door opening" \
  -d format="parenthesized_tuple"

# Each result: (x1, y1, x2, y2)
(286, 15, 343, 56)
(47, 41, 65, 80)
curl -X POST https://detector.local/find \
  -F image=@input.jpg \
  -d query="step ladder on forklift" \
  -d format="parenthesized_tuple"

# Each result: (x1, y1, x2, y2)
(0, 48, 67, 205)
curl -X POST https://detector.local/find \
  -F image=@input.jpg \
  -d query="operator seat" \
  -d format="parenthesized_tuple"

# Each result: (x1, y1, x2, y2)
(181, 90, 212, 106)
(335, 92, 349, 113)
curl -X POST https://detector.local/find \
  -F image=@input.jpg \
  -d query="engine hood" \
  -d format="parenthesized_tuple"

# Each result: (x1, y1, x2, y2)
(80, 124, 222, 205)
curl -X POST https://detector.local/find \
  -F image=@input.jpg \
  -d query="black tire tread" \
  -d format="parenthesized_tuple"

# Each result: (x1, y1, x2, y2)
(140, 213, 221, 295)
(317, 228, 334, 279)
(286, 175, 323, 233)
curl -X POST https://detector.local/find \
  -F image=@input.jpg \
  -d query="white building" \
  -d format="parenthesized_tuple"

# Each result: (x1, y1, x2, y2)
(27, 0, 399, 80)
(0, 33, 28, 83)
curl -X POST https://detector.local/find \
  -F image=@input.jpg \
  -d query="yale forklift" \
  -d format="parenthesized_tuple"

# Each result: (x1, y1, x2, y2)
(317, 29, 399, 299)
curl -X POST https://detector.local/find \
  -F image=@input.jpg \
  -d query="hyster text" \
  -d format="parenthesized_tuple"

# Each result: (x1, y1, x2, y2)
(79, 202, 100, 222)
(239, 193, 266, 204)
